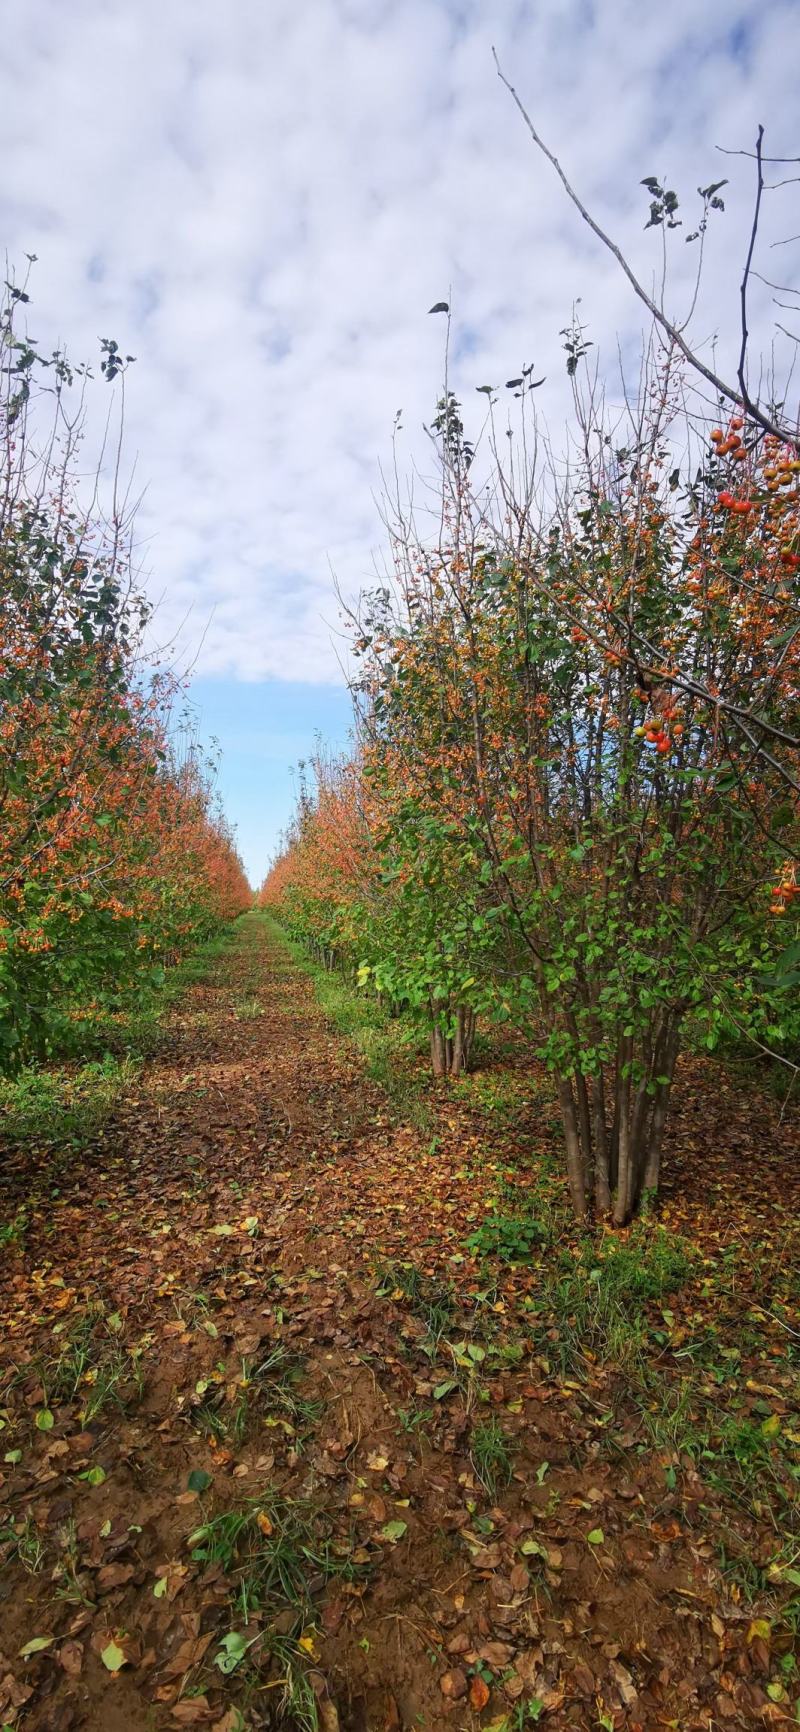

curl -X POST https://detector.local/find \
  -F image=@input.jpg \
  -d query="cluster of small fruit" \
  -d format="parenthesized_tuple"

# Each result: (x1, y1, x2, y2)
(770, 867, 799, 917)
(710, 415, 748, 461)
(712, 420, 800, 563)
(632, 690, 684, 756)
(715, 411, 754, 516)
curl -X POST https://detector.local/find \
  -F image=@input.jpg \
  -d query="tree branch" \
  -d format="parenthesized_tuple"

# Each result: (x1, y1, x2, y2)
(492, 50, 798, 447)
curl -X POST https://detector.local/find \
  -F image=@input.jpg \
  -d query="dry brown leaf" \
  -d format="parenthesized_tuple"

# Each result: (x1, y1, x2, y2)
(440, 1669, 468, 1701)
(469, 1675, 490, 1710)
(58, 1641, 84, 1678)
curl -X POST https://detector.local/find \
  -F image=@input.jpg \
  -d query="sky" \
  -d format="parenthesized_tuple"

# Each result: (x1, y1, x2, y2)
(2, 0, 798, 882)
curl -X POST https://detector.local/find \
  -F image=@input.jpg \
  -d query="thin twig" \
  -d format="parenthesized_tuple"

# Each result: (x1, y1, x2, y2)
(492, 53, 797, 447)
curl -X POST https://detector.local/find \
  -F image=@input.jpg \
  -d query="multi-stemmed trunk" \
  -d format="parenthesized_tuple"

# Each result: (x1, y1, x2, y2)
(430, 1003, 477, 1077)
(554, 1008, 682, 1224)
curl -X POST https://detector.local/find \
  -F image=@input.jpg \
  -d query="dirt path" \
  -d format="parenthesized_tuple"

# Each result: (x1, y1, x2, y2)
(1, 915, 797, 1732)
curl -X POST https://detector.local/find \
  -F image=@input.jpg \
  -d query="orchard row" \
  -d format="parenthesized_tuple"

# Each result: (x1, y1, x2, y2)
(261, 361, 799, 1224)
(0, 280, 250, 1069)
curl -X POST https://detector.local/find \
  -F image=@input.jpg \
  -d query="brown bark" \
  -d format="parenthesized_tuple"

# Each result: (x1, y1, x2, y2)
(612, 1036, 634, 1225)
(557, 1076, 587, 1219)
(642, 1019, 681, 1194)
(430, 1026, 446, 1077)
(431, 1005, 477, 1077)
(574, 1068, 593, 1198)
(590, 1071, 611, 1213)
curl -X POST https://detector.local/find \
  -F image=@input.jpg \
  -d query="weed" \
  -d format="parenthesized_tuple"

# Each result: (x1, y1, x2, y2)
(0, 1056, 137, 1148)
(268, 1631, 320, 1731)
(470, 1415, 513, 1496)
(0, 1514, 45, 1574)
(586, 1225, 694, 1304)
(35, 1310, 144, 1423)
(398, 1403, 435, 1435)
(376, 1260, 455, 1356)
(467, 1212, 546, 1263)
(188, 1491, 364, 1714)
(52, 1519, 94, 1606)
(190, 1347, 322, 1450)
(232, 996, 263, 1021)
(527, 1223, 694, 1378)
(716, 1538, 769, 1603)
(0, 1206, 27, 1250)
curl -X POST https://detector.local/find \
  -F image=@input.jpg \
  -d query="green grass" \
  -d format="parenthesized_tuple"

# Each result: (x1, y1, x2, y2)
(525, 1223, 696, 1378)
(375, 1260, 455, 1357)
(0, 924, 244, 1152)
(22, 1309, 145, 1428)
(191, 1346, 322, 1449)
(470, 1415, 513, 1497)
(263, 916, 432, 1126)
(187, 1490, 364, 1729)
(0, 1054, 138, 1148)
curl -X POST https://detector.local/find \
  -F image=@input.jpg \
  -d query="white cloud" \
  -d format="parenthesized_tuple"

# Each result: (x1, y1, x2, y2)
(2, 0, 796, 682)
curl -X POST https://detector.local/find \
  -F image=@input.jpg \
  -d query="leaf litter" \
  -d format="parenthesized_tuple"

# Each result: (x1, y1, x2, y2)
(0, 913, 798, 1730)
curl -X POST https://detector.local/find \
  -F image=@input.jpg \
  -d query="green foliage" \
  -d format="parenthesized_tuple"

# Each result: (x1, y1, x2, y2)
(466, 1212, 547, 1262)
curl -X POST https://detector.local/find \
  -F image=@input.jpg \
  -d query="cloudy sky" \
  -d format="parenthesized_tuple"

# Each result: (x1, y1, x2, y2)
(2, 0, 797, 878)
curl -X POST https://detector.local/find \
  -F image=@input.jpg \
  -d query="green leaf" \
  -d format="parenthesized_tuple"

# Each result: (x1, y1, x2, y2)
(153, 1576, 168, 1598)
(214, 1631, 249, 1675)
(19, 1635, 54, 1658)
(187, 1468, 212, 1494)
(3, 1449, 22, 1465)
(535, 1461, 549, 1484)
(101, 1640, 127, 1673)
(35, 1409, 54, 1432)
(81, 1465, 106, 1486)
(587, 1528, 605, 1545)
(379, 1520, 407, 1543)
(433, 1380, 458, 1400)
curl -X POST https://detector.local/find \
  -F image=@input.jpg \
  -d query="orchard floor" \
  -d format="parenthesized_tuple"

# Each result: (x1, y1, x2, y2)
(1, 914, 798, 1732)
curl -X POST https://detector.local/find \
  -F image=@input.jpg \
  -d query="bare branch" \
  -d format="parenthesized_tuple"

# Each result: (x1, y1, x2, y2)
(492, 50, 798, 446)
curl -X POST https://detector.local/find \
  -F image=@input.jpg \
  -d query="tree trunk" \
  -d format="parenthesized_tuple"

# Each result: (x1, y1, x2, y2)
(612, 1037, 634, 1225)
(557, 1076, 587, 1219)
(430, 1025, 446, 1077)
(451, 1006, 477, 1076)
(574, 1069, 593, 1199)
(590, 1071, 611, 1213)
(641, 1019, 681, 1194)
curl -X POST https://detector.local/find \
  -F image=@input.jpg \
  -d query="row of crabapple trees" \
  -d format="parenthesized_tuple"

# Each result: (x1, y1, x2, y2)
(262, 344, 799, 1224)
(0, 276, 250, 1069)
